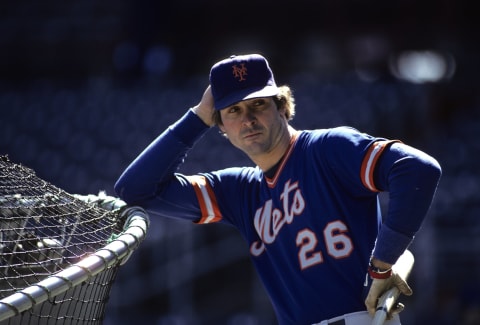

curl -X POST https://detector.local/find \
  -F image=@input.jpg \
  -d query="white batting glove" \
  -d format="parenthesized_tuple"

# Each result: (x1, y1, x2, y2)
(73, 191, 126, 211)
(365, 269, 413, 319)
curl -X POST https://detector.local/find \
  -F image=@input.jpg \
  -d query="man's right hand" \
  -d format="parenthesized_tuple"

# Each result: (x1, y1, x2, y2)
(192, 85, 216, 127)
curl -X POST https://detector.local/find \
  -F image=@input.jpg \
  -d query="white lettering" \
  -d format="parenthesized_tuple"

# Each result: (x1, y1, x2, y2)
(250, 180, 305, 257)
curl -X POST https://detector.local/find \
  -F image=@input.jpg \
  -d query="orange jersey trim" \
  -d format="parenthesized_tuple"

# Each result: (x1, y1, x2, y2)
(186, 175, 222, 224)
(360, 140, 400, 192)
(265, 132, 299, 188)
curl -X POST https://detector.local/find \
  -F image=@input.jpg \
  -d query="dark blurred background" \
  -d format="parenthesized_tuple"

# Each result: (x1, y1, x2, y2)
(1, 0, 479, 324)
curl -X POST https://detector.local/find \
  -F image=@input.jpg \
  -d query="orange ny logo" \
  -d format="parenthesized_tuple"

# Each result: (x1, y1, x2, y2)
(232, 63, 247, 81)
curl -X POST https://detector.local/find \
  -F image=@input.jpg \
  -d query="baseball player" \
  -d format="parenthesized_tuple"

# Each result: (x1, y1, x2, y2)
(114, 54, 442, 325)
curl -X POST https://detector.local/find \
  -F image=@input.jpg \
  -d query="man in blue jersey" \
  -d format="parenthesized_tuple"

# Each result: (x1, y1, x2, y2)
(115, 54, 442, 325)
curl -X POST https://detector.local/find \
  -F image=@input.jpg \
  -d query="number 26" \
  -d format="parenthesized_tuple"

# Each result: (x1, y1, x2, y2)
(296, 220, 353, 270)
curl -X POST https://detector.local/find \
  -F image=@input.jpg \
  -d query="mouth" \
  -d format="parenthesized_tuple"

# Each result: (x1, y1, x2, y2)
(243, 132, 262, 140)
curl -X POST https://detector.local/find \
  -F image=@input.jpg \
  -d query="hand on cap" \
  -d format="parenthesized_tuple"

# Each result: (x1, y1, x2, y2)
(192, 86, 216, 127)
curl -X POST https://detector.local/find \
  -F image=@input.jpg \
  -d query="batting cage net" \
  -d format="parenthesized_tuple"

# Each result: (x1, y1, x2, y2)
(0, 155, 149, 324)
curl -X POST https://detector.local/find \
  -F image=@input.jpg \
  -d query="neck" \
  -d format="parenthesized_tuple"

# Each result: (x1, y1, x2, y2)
(253, 125, 296, 172)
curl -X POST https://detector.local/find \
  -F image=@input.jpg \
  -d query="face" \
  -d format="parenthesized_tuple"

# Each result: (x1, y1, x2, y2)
(218, 97, 289, 158)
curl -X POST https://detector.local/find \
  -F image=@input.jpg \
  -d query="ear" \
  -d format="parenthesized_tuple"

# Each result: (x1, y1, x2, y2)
(278, 104, 287, 119)
(218, 124, 226, 133)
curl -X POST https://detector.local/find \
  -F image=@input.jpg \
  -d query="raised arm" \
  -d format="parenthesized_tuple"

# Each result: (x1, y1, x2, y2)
(191, 85, 216, 127)
(114, 86, 214, 204)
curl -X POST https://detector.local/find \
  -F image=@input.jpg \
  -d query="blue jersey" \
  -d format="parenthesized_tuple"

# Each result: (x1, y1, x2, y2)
(115, 110, 441, 325)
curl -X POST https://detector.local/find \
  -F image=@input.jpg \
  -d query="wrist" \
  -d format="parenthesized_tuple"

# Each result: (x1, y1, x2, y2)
(191, 106, 214, 127)
(368, 258, 393, 279)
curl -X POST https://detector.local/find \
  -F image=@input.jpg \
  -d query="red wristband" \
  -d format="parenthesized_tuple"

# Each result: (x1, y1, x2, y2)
(368, 262, 392, 279)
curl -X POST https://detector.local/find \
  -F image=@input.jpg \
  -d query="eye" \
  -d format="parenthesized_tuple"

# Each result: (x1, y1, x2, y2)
(253, 99, 266, 107)
(227, 106, 240, 114)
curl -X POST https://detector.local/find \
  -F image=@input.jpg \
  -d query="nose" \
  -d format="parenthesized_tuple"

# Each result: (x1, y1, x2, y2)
(241, 110, 256, 126)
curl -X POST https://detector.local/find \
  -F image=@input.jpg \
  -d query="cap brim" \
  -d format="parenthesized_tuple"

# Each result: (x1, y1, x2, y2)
(214, 85, 279, 110)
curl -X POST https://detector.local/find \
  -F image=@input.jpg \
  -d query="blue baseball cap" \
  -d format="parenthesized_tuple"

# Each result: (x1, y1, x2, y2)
(209, 54, 279, 110)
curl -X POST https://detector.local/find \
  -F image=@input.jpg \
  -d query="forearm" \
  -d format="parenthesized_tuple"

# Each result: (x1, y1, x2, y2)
(114, 109, 210, 204)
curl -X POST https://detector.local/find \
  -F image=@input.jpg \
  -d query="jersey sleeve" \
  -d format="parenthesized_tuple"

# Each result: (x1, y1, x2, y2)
(320, 126, 386, 194)
(125, 167, 255, 225)
(114, 110, 250, 224)
(184, 174, 222, 223)
(135, 173, 223, 223)
(370, 141, 442, 263)
(114, 109, 210, 208)
(321, 127, 442, 264)
(360, 139, 401, 192)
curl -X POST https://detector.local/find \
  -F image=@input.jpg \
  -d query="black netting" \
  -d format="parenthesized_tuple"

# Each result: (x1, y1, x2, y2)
(0, 155, 128, 324)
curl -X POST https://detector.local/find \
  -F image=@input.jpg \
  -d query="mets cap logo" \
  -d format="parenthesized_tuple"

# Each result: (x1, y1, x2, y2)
(232, 63, 248, 81)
